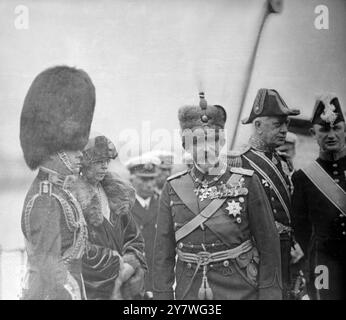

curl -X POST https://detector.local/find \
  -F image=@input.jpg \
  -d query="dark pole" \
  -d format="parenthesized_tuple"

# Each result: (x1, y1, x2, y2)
(229, 0, 283, 150)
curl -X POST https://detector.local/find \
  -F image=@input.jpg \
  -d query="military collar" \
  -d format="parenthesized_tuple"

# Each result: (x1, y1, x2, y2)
(249, 135, 275, 153)
(191, 159, 227, 184)
(38, 167, 77, 189)
(319, 147, 346, 162)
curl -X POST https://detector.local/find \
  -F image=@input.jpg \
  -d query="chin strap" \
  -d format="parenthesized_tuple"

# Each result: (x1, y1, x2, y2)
(58, 151, 75, 174)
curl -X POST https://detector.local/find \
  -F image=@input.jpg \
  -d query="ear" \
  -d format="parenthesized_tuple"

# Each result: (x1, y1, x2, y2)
(254, 119, 262, 134)
(309, 127, 316, 137)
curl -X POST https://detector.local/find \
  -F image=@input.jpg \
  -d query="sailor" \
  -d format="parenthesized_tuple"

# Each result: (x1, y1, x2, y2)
(125, 154, 161, 296)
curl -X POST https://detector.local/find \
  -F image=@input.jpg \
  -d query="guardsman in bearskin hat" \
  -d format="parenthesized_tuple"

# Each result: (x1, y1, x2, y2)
(291, 94, 346, 300)
(77, 134, 147, 300)
(152, 93, 282, 300)
(229, 88, 301, 299)
(125, 154, 161, 297)
(20, 66, 95, 299)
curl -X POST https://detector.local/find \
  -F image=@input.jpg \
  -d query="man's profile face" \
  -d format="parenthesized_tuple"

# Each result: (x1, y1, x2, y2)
(257, 116, 289, 148)
(311, 122, 346, 153)
(65, 150, 83, 172)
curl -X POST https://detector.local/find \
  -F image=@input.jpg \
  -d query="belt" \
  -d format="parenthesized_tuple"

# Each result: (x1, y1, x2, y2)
(176, 240, 253, 300)
(275, 221, 292, 235)
(177, 239, 253, 265)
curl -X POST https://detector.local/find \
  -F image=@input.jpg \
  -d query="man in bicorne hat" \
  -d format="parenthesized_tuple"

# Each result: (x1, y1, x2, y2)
(229, 88, 301, 299)
(125, 154, 161, 297)
(20, 66, 95, 299)
(292, 94, 346, 300)
(153, 93, 282, 300)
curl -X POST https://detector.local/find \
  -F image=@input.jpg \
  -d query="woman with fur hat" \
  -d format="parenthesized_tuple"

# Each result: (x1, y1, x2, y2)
(78, 134, 147, 300)
(20, 66, 96, 299)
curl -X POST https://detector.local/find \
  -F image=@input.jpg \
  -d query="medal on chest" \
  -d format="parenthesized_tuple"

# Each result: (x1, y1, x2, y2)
(194, 178, 248, 202)
(225, 200, 243, 223)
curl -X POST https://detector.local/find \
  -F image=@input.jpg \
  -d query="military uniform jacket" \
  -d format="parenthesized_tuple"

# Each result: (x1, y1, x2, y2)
(131, 194, 159, 292)
(153, 165, 282, 300)
(236, 145, 293, 298)
(292, 156, 346, 300)
(238, 146, 293, 227)
(21, 169, 88, 300)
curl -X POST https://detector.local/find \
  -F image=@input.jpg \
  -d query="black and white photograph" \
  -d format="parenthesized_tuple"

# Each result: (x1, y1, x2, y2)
(0, 0, 345, 304)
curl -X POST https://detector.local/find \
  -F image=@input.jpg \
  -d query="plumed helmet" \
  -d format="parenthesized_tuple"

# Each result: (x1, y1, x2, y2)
(20, 65, 96, 170)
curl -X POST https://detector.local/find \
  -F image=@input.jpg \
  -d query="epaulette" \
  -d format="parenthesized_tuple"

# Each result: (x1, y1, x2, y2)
(226, 145, 251, 168)
(167, 169, 188, 181)
(230, 167, 254, 176)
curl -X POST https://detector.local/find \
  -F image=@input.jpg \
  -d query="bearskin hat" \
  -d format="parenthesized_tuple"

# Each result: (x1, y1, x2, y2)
(20, 65, 96, 170)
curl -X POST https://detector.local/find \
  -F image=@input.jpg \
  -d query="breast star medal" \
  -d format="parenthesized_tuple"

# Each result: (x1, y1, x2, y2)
(226, 200, 242, 223)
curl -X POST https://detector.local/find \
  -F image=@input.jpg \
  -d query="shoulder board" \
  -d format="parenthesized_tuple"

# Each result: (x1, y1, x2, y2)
(230, 167, 254, 176)
(167, 170, 188, 181)
(227, 145, 251, 168)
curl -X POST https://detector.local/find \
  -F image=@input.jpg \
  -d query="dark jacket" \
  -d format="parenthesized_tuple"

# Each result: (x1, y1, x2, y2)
(237, 146, 293, 298)
(292, 156, 346, 300)
(153, 166, 282, 300)
(131, 194, 159, 292)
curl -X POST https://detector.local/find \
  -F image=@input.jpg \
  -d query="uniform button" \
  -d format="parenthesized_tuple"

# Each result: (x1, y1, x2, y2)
(140, 225, 144, 230)
(340, 214, 344, 218)
(333, 163, 338, 168)
(154, 224, 157, 229)
(333, 171, 339, 175)
(178, 242, 184, 249)
(239, 197, 244, 203)
(271, 197, 275, 202)
(342, 231, 346, 236)
(187, 263, 192, 269)
(341, 223, 345, 227)
(334, 179, 340, 183)
(223, 260, 229, 267)
(273, 209, 277, 214)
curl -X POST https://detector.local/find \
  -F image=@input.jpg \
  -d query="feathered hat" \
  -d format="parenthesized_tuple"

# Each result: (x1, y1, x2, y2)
(20, 65, 96, 170)
(311, 94, 344, 128)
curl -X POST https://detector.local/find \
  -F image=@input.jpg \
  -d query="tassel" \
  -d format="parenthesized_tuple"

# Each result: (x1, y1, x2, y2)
(198, 265, 213, 300)
(198, 283, 206, 300)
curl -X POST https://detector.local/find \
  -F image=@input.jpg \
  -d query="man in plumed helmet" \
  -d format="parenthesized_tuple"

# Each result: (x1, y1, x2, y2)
(20, 66, 95, 299)
(229, 88, 301, 299)
(291, 94, 346, 300)
(78, 134, 147, 300)
(153, 93, 282, 300)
